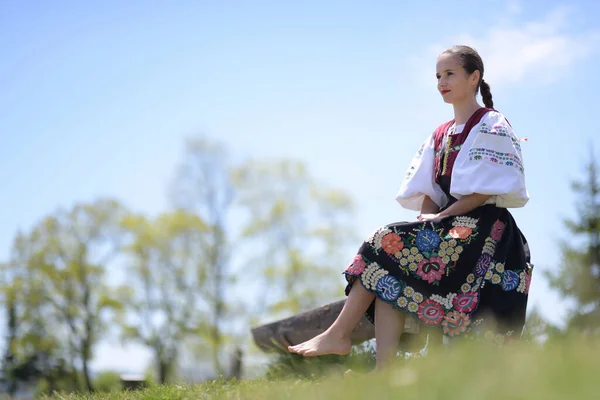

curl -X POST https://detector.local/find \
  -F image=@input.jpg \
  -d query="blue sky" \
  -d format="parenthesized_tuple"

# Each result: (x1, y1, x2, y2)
(1, 0, 599, 374)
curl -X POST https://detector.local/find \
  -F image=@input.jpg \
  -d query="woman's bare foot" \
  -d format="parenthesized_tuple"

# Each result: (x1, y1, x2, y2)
(288, 330, 352, 356)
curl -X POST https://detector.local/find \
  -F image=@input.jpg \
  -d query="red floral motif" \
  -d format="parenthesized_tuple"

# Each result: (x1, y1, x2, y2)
(524, 272, 532, 294)
(453, 292, 479, 313)
(345, 255, 366, 275)
(417, 299, 444, 325)
(449, 226, 473, 239)
(416, 257, 446, 283)
(381, 233, 404, 255)
(442, 311, 471, 337)
(491, 220, 505, 241)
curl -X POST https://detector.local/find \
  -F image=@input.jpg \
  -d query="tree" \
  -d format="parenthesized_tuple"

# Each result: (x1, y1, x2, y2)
(1, 233, 74, 393)
(20, 199, 128, 391)
(547, 150, 600, 334)
(233, 159, 356, 320)
(169, 138, 234, 376)
(120, 210, 209, 383)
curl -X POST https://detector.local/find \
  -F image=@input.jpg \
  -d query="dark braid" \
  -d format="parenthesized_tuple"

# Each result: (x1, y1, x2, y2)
(480, 79, 494, 108)
(442, 45, 493, 108)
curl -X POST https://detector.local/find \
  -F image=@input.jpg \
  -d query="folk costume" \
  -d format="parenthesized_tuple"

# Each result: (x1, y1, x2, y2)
(343, 108, 533, 346)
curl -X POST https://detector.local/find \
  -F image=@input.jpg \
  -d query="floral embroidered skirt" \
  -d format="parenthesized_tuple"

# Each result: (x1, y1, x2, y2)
(343, 204, 533, 346)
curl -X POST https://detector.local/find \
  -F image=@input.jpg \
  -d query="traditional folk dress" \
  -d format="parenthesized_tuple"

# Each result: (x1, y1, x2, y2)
(343, 108, 533, 347)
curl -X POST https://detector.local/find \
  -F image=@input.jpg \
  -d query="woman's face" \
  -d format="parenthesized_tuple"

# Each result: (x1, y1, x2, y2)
(436, 53, 479, 105)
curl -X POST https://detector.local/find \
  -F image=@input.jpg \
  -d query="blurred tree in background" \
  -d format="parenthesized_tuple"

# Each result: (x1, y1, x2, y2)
(168, 138, 234, 377)
(233, 159, 355, 320)
(547, 151, 600, 335)
(120, 210, 210, 384)
(1, 199, 128, 394)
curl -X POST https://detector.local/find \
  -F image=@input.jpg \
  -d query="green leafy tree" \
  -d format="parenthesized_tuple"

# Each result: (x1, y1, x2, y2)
(169, 138, 234, 376)
(120, 210, 209, 383)
(547, 151, 600, 334)
(1, 233, 75, 394)
(20, 199, 128, 391)
(233, 159, 356, 319)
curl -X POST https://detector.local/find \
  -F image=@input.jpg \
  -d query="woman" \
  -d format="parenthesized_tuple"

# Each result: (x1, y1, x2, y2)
(288, 45, 533, 370)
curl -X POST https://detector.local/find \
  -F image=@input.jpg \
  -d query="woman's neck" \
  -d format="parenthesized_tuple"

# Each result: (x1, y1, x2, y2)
(452, 99, 483, 125)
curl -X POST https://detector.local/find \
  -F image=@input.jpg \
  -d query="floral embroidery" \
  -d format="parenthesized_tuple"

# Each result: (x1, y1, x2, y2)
(416, 257, 446, 284)
(468, 147, 524, 173)
(452, 216, 478, 228)
(376, 275, 403, 302)
(449, 226, 472, 239)
(367, 227, 392, 250)
(434, 143, 462, 159)
(482, 261, 533, 294)
(367, 221, 478, 285)
(345, 255, 366, 275)
(517, 269, 533, 294)
(430, 293, 457, 310)
(442, 311, 471, 337)
(362, 262, 387, 291)
(404, 141, 427, 181)
(381, 232, 404, 255)
(501, 270, 520, 291)
(472, 219, 505, 279)
(415, 229, 441, 252)
(346, 215, 529, 340)
(478, 120, 525, 153)
(475, 253, 493, 276)
(491, 220, 505, 241)
(479, 122, 510, 138)
(418, 299, 445, 325)
(453, 292, 479, 313)
(495, 262, 505, 273)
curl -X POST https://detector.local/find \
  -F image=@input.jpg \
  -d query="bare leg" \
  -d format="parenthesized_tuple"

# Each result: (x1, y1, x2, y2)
(288, 280, 375, 356)
(374, 298, 404, 370)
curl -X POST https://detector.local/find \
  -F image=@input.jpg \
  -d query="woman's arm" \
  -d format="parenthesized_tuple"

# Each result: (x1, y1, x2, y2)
(420, 195, 440, 215)
(418, 193, 491, 221)
(438, 193, 491, 217)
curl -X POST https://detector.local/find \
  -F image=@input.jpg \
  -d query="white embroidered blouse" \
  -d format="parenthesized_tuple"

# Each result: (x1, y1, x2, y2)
(395, 110, 529, 211)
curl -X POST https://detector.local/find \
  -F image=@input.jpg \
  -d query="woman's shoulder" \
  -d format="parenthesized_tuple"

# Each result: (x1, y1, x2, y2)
(481, 109, 512, 127)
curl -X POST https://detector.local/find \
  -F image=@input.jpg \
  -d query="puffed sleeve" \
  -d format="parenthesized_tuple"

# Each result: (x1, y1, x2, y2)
(395, 133, 448, 211)
(450, 111, 529, 208)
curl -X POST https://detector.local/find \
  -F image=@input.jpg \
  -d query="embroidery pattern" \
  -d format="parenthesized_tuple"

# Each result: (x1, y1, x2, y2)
(479, 122, 509, 137)
(345, 218, 514, 338)
(435, 144, 463, 158)
(468, 148, 524, 173)
(479, 121, 522, 152)
(483, 260, 533, 294)
(365, 219, 479, 285)
(404, 142, 426, 181)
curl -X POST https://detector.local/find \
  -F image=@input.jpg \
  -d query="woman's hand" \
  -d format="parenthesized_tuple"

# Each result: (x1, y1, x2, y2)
(417, 213, 440, 221)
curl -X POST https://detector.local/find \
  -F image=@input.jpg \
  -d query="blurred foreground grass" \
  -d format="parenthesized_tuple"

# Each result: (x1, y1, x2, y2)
(42, 335, 598, 399)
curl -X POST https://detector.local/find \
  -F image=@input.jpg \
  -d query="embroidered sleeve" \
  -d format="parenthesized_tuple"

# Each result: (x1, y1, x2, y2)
(395, 133, 448, 211)
(450, 112, 529, 208)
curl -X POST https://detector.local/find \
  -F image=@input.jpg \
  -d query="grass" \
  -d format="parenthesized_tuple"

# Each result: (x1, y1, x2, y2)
(40, 335, 598, 400)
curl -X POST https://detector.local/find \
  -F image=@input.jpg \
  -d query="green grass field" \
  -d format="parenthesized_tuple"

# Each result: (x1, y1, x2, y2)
(40, 336, 598, 400)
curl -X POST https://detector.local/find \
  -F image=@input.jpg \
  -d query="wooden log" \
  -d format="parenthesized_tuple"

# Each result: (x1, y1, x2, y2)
(250, 299, 425, 354)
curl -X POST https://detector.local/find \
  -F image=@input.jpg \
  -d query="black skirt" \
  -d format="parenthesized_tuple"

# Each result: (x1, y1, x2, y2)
(344, 195, 533, 347)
